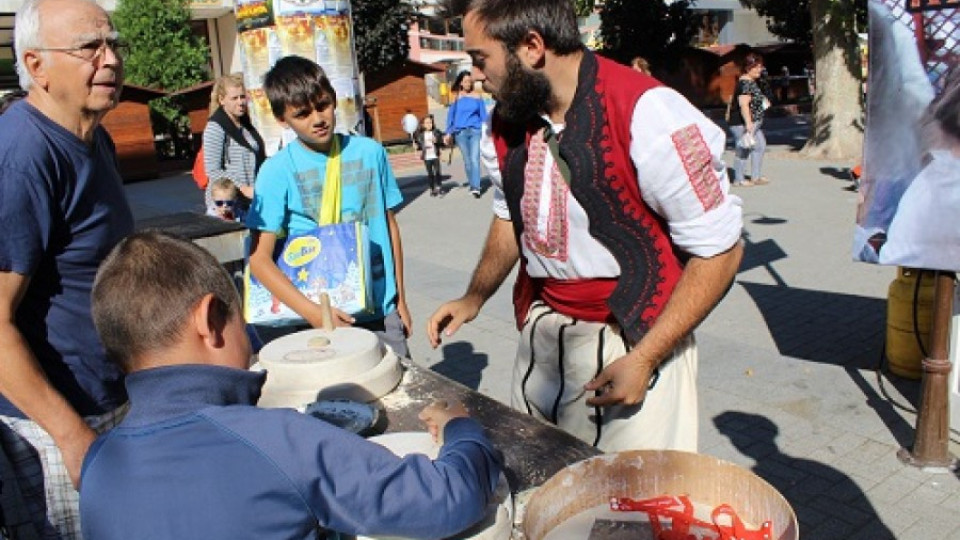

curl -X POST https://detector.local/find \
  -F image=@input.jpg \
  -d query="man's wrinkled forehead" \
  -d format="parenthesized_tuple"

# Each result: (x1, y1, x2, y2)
(41, 1, 114, 37)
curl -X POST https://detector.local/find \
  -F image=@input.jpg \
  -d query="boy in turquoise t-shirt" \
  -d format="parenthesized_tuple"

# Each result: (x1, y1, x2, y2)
(247, 56, 411, 356)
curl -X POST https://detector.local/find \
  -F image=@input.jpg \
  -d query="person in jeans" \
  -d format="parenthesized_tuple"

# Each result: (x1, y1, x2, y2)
(727, 53, 770, 187)
(444, 71, 488, 198)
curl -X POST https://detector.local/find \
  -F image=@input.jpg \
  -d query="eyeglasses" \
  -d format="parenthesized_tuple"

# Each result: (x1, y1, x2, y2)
(35, 38, 129, 63)
(214, 200, 236, 208)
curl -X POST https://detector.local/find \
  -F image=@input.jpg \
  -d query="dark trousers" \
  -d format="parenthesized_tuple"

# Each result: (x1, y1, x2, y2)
(425, 159, 441, 190)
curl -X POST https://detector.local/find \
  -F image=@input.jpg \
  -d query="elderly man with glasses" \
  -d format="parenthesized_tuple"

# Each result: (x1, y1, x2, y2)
(0, 0, 133, 537)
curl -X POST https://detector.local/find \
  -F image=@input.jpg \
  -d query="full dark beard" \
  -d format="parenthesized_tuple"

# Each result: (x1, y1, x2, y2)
(494, 52, 554, 124)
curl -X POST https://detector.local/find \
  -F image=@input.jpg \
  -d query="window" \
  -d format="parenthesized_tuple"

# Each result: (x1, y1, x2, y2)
(426, 16, 447, 36)
(0, 15, 15, 90)
(448, 16, 463, 37)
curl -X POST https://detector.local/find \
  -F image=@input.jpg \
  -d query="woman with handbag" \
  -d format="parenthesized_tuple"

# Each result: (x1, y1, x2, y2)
(202, 73, 267, 218)
(443, 71, 488, 198)
(727, 53, 770, 187)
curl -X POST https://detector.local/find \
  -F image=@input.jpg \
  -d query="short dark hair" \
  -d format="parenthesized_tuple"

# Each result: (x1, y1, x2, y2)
(263, 55, 337, 119)
(443, 0, 582, 55)
(741, 52, 763, 74)
(92, 231, 240, 369)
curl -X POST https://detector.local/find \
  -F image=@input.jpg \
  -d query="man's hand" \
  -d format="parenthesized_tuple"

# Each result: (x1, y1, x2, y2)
(426, 296, 483, 348)
(59, 425, 97, 489)
(584, 351, 659, 407)
(418, 400, 469, 444)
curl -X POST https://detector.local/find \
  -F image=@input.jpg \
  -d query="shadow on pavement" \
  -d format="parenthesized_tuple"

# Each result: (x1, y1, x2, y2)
(431, 341, 489, 391)
(738, 281, 921, 449)
(394, 173, 431, 213)
(714, 411, 896, 540)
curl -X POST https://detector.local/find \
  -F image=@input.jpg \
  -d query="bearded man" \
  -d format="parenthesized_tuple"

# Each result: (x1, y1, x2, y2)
(427, 0, 743, 452)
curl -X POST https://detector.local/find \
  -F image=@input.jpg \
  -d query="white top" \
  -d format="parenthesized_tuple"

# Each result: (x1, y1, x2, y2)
(422, 131, 438, 160)
(481, 86, 743, 279)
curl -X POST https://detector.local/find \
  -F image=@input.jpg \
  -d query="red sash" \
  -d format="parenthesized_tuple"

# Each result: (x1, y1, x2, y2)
(513, 263, 617, 327)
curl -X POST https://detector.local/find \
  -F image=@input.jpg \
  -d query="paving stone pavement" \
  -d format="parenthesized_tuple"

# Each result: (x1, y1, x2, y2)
(126, 125, 960, 539)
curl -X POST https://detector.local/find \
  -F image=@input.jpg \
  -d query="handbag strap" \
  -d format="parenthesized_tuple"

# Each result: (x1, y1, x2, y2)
(318, 134, 342, 225)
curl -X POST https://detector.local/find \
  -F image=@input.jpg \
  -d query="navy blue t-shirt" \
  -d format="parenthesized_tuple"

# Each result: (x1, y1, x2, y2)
(0, 101, 134, 418)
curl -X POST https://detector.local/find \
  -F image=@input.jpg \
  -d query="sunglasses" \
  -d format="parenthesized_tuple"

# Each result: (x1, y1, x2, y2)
(214, 200, 235, 208)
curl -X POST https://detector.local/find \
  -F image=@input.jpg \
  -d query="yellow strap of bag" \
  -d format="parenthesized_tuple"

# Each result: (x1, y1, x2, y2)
(318, 134, 342, 225)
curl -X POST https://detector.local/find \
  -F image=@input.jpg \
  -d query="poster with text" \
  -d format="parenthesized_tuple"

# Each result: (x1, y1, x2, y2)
(234, 0, 364, 156)
(853, 0, 959, 272)
(236, 0, 274, 32)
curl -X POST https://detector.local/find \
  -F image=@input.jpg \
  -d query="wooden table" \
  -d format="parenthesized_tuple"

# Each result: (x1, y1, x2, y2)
(135, 211, 247, 264)
(378, 362, 601, 493)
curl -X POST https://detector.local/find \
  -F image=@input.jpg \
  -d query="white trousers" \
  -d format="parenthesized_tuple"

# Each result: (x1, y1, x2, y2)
(511, 302, 699, 452)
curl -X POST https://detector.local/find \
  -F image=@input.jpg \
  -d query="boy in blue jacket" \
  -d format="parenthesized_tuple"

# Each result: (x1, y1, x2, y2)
(80, 231, 503, 539)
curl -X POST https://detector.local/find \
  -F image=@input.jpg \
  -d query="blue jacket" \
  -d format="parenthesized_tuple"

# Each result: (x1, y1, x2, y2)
(80, 364, 503, 539)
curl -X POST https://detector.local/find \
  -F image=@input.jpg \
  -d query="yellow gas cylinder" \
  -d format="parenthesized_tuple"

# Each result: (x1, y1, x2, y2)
(439, 82, 449, 105)
(885, 267, 936, 379)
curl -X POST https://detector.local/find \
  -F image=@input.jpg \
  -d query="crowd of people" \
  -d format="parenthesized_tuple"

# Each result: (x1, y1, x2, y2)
(0, 0, 752, 537)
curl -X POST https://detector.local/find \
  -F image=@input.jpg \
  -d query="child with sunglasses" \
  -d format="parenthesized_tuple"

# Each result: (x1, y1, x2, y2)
(206, 178, 240, 221)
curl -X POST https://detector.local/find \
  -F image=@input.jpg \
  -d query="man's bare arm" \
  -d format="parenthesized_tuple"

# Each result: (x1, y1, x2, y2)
(426, 216, 519, 347)
(586, 241, 743, 406)
(0, 271, 95, 487)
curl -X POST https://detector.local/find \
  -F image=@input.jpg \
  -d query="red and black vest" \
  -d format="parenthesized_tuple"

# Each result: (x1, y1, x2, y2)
(491, 51, 684, 344)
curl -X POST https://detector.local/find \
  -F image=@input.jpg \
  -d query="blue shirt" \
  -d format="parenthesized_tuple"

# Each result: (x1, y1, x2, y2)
(0, 101, 134, 417)
(445, 95, 488, 134)
(80, 364, 503, 539)
(246, 135, 403, 321)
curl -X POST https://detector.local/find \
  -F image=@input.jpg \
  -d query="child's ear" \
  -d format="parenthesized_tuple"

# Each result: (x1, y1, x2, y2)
(193, 293, 226, 348)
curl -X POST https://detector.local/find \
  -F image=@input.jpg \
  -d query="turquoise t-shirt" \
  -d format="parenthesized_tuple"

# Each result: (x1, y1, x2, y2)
(247, 135, 403, 321)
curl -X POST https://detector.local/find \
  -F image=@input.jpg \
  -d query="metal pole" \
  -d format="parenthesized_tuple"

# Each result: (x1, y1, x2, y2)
(898, 271, 957, 470)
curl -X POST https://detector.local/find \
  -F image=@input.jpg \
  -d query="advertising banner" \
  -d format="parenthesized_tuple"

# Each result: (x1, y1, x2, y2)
(234, 0, 363, 156)
(853, 0, 959, 272)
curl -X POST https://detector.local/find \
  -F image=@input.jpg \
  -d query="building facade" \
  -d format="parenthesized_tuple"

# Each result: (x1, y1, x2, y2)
(405, 0, 778, 67)
(0, 0, 244, 91)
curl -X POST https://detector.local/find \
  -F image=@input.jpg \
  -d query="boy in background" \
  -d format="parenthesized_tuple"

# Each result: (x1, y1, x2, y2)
(247, 56, 411, 356)
(80, 231, 503, 539)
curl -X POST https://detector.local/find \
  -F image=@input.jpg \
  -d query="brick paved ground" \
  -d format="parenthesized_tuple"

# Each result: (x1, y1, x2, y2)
(126, 119, 960, 539)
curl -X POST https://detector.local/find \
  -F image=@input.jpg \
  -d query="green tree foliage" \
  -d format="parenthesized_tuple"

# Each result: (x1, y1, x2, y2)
(352, 0, 412, 73)
(739, 0, 865, 71)
(740, 0, 867, 158)
(113, 0, 208, 92)
(113, 0, 209, 158)
(574, 0, 596, 18)
(599, 0, 696, 67)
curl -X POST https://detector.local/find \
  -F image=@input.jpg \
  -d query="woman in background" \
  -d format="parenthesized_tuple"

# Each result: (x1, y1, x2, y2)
(202, 73, 266, 218)
(444, 71, 487, 198)
(727, 53, 770, 187)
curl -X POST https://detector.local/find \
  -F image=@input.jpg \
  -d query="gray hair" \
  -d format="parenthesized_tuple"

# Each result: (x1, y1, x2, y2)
(14, 0, 104, 90)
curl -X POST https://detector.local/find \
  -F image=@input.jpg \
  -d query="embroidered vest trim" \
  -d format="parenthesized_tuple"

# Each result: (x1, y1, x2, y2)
(492, 51, 684, 344)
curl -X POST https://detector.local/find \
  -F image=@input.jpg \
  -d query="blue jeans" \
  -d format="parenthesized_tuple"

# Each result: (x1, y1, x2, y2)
(455, 126, 482, 191)
(730, 122, 766, 183)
